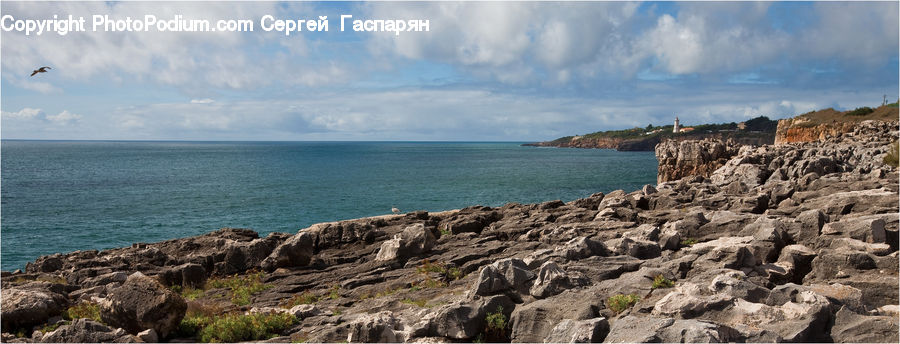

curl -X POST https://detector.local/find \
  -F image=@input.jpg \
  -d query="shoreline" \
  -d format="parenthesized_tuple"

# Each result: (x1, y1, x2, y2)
(2, 120, 898, 343)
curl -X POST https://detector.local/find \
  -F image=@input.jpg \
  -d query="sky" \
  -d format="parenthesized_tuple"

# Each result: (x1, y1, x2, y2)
(1, 1, 898, 141)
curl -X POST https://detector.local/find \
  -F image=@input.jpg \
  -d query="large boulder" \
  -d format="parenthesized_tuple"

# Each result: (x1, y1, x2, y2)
(99, 272, 187, 337)
(473, 258, 535, 296)
(40, 319, 139, 343)
(375, 224, 436, 262)
(529, 261, 584, 299)
(604, 315, 729, 343)
(830, 306, 899, 343)
(1, 284, 68, 330)
(346, 311, 405, 343)
(261, 231, 314, 271)
(510, 290, 599, 342)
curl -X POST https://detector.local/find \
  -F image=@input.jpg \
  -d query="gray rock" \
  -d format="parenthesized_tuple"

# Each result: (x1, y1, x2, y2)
(262, 231, 315, 271)
(100, 272, 187, 338)
(542, 318, 608, 343)
(604, 237, 660, 259)
(556, 237, 608, 261)
(822, 216, 886, 243)
(346, 311, 404, 343)
(40, 319, 139, 343)
(529, 261, 575, 299)
(136, 329, 158, 343)
(1, 285, 68, 331)
(375, 223, 436, 262)
(831, 306, 899, 343)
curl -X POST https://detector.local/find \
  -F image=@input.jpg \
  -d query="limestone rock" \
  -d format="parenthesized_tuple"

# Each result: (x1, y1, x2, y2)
(542, 318, 608, 343)
(100, 272, 187, 337)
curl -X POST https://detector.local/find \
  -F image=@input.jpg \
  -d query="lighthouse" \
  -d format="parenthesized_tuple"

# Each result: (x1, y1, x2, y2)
(673, 116, 681, 133)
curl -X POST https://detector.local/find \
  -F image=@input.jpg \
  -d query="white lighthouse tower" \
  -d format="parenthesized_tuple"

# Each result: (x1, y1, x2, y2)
(673, 116, 681, 133)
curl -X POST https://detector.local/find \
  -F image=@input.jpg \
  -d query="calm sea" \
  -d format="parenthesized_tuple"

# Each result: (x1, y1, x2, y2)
(0, 141, 657, 271)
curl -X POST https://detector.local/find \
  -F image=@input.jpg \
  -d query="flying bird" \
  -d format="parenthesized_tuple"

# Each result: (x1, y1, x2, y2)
(30, 66, 51, 77)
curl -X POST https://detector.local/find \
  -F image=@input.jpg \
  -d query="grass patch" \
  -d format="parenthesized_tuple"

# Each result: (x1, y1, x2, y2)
(283, 291, 320, 308)
(179, 312, 297, 342)
(64, 302, 102, 323)
(207, 271, 272, 306)
(401, 298, 429, 307)
(328, 285, 341, 300)
(607, 294, 640, 314)
(651, 275, 675, 289)
(680, 238, 698, 247)
(439, 228, 452, 236)
(884, 140, 899, 168)
(171, 285, 205, 301)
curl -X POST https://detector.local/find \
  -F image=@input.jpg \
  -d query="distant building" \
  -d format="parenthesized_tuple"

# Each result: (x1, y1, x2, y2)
(673, 117, 681, 133)
(737, 122, 747, 130)
(680, 127, 695, 133)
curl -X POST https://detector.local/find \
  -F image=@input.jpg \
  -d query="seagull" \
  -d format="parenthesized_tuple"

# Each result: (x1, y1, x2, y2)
(391, 207, 401, 214)
(30, 66, 51, 77)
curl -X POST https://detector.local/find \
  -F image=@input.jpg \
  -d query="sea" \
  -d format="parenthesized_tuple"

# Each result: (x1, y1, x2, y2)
(0, 141, 658, 271)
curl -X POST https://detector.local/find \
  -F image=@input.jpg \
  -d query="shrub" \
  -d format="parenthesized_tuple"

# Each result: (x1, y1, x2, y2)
(65, 302, 102, 323)
(180, 312, 297, 342)
(845, 106, 874, 117)
(607, 294, 640, 314)
(282, 291, 319, 308)
(401, 298, 428, 307)
(328, 285, 341, 300)
(651, 275, 675, 289)
(483, 306, 508, 341)
(884, 141, 899, 168)
(207, 271, 271, 306)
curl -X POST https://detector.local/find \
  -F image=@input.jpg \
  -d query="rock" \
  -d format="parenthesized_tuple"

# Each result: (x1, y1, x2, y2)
(289, 304, 321, 319)
(261, 231, 314, 271)
(346, 311, 404, 343)
(439, 206, 502, 234)
(569, 192, 605, 210)
(642, 184, 657, 196)
(604, 237, 660, 259)
(605, 315, 728, 343)
(1, 285, 68, 331)
(375, 224, 436, 262)
(656, 138, 739, 184)
(160, 263, 206, 288)
(136, 329, 158, 343)
(100, 272, 187, 337)
(510, 290, 598, 343)
(555, 237, 608, 261)
(830, 306, 899, 343)
(422, 295, 514, 340)
(40, 319, 139, 343)
(529, 261, 575, 299)
(821, 216, 887, 243)
(542, 318, 608, 343)
(686, 236, 757, 273)
(473, 258, 535, 296)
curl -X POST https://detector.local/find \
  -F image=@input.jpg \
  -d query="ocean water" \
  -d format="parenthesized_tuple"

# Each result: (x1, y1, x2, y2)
(0, 141, 657, 271)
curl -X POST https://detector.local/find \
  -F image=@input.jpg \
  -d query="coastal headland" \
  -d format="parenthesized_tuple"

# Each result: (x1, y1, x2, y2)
(1, 117, 898, 342)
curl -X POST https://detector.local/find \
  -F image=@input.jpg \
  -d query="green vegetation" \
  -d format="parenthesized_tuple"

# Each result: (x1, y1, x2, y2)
(416, 259, 465, 282)
(178, 312, 297, 342)
(40, 320, 69, 333)
(171, 285, 205, 301)
(328, 285, 341, 300)
(607, 294, 640, 314)
(846, 106, 875, 117)
(282, 291, 320, 308)
(885, 140, 899, 168)
(64, 302, 102, 323)
(545, 116, 778, 146)
(401, 298, 429, 308)
(439, 228, 452, 236)
(483, 306, 508, 341)
(651, 275, 675, 289)
(680, 238, 698, 247)
(207, 271, 272, 306)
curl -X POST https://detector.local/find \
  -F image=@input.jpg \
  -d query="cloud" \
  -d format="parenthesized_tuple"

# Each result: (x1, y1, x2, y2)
(190, 98, 215, 104)
(45, 110, 82, 123)
(1, 107, 43, 119)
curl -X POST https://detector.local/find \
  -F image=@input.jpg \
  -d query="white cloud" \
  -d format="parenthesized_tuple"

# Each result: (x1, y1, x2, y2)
(1, 107, 44, 119)
(45, 110, 82, 123)
(191, 98, 215, 104)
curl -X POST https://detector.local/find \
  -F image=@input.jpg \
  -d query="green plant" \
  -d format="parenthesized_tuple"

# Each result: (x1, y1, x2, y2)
(65, 302, 102, 323)
(651, 275, 675, 289)
(483, 306, 508, 342)
(607, 294, 640, 314)
(282, 291, 320, 308)
(846, 106, 874, 117)
(884, 140, 899, 168)
(439, 228, 452, 236)
(680, 238, 698, 247)
(328, 285, 341, 300)
(40, 320, 68, 333)
(207, 271, 272, 306)
(180, 312, 297, 342)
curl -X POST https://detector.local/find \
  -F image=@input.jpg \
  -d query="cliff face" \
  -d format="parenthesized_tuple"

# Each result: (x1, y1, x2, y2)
(774, 118, 857, 145)
(655, 138, 739, 184)
(524, 136, 623, 149)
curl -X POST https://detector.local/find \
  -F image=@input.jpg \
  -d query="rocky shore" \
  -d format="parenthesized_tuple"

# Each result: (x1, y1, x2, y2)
(2, 120, 898, 343)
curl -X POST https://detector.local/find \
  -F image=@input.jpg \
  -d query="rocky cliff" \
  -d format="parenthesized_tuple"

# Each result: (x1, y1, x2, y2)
(2, 121, 899, 343)
(655, 138, 739, 184)
(774, 119, 857, 145)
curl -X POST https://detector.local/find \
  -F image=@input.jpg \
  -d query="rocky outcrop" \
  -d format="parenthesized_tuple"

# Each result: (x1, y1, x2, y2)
(655, 138, 739, 183)
(2, 120, 898, 343)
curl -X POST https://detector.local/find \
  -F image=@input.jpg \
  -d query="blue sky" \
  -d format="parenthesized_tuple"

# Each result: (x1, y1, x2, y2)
(1, 1, 898, 141)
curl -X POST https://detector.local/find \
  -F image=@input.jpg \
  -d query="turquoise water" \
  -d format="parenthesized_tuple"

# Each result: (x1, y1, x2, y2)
(1, 141, 657, 271)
